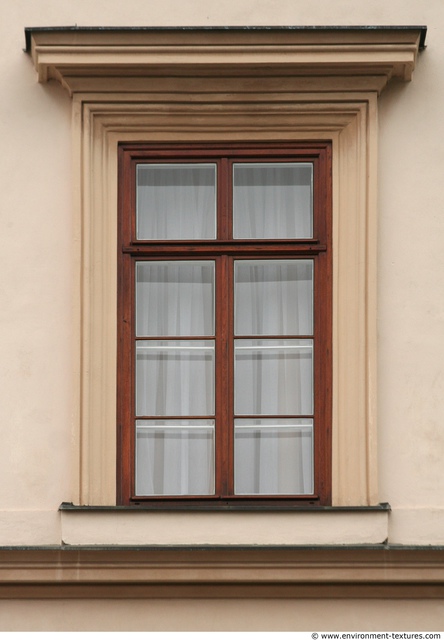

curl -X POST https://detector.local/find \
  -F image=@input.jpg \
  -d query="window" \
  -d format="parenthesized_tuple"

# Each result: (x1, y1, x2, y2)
(26, 25, 424, 513)
(26, 26, 424, 509)
(118, 143, 332, 505)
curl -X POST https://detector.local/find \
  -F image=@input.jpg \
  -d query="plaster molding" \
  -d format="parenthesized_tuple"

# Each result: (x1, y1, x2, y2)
(26, 27, 424, 92)
(59, 509, 389, 546)
(1, 546, 443, 599)
(73, 96, 378, 508)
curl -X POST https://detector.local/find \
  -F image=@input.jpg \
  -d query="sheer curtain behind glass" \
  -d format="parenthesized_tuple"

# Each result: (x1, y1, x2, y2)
(233, 161, 315, 495)
(134, 160, 315, 497)
(135, 162, 217, 496)
(233, 163, 313, 239)
(135, 261, 215, 496)
(137, 164, 216, 240)
(235, 419, 313, 494)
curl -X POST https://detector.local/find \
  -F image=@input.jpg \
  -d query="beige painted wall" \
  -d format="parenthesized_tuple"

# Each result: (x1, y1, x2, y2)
(1, 598, 444, 631)
(0, 1, 443, 546)
(1, 0, 444, 632)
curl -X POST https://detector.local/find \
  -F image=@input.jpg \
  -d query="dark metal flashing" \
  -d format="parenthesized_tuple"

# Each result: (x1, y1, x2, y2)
(1, 543, 443, 552)
(59, 501, 391, 512)
(24, 25, 427, 53)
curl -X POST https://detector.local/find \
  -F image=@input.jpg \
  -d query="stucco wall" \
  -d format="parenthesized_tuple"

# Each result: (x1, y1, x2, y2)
(1, 0, 444, 541)
(1, 598, 444, 631)
(0, 0, 444, 593)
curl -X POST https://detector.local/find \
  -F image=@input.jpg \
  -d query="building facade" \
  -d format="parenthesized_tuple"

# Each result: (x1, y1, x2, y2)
(0, 0, 443, 631)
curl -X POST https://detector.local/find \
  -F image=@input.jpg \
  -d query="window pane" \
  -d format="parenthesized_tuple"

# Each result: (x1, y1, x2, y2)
(136, 341, 215, 416)
(136, 420, 215, 495)
(234, 419, 313, 495)
(233, 163, 313, 239)
(235, 339, 313, 415)
(234, 260, 313, 336)
(137, 164, 216, 239)
(136, 261, 215, 337)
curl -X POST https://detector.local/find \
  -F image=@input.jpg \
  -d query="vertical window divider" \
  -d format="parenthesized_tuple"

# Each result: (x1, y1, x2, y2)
(226, 256, 235, 497)
(215, 255, 232, 498)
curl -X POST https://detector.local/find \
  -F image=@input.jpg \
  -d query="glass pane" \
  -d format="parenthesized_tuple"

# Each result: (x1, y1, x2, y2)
(137, 164, 216, 239)
(233, 163, 313, 239)
(136, 340, 214, 416)
(234, 339, 313, 415)
(234, 260, 313, 336)
(136, 420, 215, 495)
(136, 261, 215, 337)
(234, 419, 313, 495)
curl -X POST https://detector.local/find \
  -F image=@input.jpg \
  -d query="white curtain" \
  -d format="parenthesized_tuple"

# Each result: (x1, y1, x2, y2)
(235, 260, 313, 336)
(234, 420, 314, 495)
(136, 420, 215, 496)
(136, 164, 216, 240)
(135, 343, 215, 495)
(135, 261, 215, 496)
(233, 163, 313, 239)
(234, 339, 313, 416)
(233, 260, 314, 495)
(136, 261, 215, 337)
(135, 258, 314, 496)
(134, 162, 315, 496)
(231, 161, 315, 494)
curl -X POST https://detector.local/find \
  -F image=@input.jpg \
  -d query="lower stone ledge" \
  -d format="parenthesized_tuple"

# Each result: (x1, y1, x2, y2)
(0, 546, 443, 599)
(60, 509, 389, 546)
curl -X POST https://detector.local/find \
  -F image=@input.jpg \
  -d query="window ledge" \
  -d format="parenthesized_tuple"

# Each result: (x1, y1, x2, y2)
(59, 503, 389, 546)
(60, 501, 390, 513)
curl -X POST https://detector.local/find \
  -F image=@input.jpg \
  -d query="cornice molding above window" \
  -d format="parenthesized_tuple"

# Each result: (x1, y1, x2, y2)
(26, 26, 425, 95)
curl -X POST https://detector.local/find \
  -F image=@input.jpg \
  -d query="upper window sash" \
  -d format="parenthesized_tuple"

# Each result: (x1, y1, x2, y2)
(119, 144, 330, 249)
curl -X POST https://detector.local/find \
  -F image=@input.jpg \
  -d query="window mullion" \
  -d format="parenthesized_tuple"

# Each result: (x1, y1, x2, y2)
(218, 157, 231, 241)
(215, 254, 231, 497)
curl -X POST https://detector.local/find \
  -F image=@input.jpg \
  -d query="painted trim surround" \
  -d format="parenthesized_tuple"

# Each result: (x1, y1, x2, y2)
(26, 27, 424, 513)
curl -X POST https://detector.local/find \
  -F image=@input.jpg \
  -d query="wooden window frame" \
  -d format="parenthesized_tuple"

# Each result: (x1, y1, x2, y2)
(117, 141, 332, 506)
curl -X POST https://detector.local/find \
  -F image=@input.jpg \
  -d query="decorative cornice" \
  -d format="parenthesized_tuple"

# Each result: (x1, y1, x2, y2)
(1, 546, 443, 599)
(25, 26, 425, 96)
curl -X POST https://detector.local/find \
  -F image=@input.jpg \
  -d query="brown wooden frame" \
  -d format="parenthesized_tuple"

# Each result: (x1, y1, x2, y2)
(117, 142, 332, 506)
